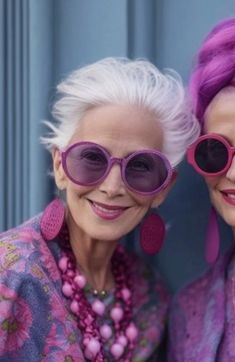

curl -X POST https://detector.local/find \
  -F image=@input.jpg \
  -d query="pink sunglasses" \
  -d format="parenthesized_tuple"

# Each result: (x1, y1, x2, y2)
(187, 133, 235, 176)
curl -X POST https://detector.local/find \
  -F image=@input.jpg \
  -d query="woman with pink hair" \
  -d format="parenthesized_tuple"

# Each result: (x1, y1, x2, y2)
(169, 18, 235, 361)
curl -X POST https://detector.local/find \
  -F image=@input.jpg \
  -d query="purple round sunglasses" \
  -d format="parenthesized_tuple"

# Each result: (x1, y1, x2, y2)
(61, 141, 173, 195)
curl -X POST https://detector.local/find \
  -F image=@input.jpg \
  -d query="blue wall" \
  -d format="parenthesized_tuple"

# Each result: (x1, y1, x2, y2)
(1, 0, 234, 291)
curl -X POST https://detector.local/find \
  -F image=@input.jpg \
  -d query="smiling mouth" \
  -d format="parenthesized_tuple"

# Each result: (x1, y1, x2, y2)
(88, 200, 130, 220)
(221, 190, 235, 205)
(221, 191, 235, 199)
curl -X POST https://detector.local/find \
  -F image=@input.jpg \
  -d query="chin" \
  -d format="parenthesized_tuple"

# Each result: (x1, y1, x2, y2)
(218, 209, 235, 229)
(88, 221, 137, 241)
(88, 228, 127, 242)
(212, 198, 235, 228)
(222, 216, 235, 229)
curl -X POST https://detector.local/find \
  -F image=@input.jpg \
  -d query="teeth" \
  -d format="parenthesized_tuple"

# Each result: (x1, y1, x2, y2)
(227, 194, 235, 199)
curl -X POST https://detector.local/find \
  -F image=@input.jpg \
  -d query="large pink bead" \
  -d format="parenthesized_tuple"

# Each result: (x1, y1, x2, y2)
(121, 287, 131, 301)
(100, 324, 112, 340)
(92, 299, 105, 316)
(74, 274, 86, 289)
(110, 343, 124, 359)
(126, 323, 138, 341)
(86, 338, 101, 356)
(110, 306, 124, 322)
(58, 256, 68, 272)
(62, 282, 73, 297)
(70, 300, 79, 313)
(117, 334, 128, 347)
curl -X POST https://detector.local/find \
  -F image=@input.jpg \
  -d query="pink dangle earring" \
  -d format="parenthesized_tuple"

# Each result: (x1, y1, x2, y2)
(139, 212, 166, 255)
(205, 206, 220, 264)
(40, 198, 65, 241)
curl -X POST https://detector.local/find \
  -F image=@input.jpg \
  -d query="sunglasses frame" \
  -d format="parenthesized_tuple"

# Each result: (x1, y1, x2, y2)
(61, 141, 173, 195)
(187, 133, 235, 176)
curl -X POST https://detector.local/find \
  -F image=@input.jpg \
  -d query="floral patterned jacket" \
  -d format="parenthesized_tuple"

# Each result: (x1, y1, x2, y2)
(0, 213, 170, 362)
(168, 246, 235, 362)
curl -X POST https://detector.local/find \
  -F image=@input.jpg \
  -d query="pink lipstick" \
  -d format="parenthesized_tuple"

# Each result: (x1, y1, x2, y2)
(89, 200, 128, 220)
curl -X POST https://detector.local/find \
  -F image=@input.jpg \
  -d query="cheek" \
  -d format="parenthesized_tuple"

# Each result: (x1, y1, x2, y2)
(65, 182, 94, 198)
(131, 189, 168, 209)
(130, 193, 155, 209)
(204, 176, 220, 190)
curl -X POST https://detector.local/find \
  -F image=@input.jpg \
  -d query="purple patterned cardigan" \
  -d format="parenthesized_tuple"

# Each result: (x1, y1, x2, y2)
(168, 246, 235, 362)
(0, 213, 170, 362)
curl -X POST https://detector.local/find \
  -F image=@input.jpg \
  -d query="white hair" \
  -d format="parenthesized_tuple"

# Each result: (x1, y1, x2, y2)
(41, 57, 200, 167)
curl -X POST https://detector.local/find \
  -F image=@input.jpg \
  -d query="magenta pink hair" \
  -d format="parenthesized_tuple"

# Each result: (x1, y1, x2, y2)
(189, 17, 235, 125)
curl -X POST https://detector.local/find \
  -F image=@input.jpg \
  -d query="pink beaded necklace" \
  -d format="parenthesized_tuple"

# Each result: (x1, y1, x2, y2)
(58, 241, 138, 361)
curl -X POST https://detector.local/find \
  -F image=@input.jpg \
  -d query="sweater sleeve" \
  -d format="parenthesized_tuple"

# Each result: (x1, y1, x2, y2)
(0, 264, 53, 361)
(0, 234, 85, 362)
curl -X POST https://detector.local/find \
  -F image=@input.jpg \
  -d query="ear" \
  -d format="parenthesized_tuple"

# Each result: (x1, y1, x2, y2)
(151, 170, 178, 208)
(52, 148, 68, 190)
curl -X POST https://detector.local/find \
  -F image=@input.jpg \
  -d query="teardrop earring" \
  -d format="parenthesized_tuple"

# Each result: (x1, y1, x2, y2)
(40, 198, 65, 241)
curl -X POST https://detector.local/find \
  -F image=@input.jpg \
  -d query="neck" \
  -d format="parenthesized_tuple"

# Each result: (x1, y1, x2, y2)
(67, 216, 118, 293)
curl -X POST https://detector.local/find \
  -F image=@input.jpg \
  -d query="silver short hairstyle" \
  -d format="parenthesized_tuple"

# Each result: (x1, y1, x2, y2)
(41, 57, 200, 167)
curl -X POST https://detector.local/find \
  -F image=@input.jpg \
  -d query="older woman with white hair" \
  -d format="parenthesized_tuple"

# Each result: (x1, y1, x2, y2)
(0, 57, 199, 361)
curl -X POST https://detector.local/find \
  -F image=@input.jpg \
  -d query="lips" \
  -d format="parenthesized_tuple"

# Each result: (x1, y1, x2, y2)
(221, 189, 235, 206)
(88, 200, 130, 220)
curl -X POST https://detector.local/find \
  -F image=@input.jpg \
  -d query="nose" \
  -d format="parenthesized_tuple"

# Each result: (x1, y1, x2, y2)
(226, 154, 235, 181)
(99, 163, 126, 197)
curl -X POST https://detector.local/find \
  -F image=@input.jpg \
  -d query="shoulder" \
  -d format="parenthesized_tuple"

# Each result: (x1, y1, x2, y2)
(168, 249, 234, 361)
(0, 214, 61, 284)
(172, 247, 234, 313)
(172, 269, 212, 312)
(0, 217, 84, 361)
(0, 214, 42, 252)
(170, 263, 221, 332)
(0, 216, 40, 268)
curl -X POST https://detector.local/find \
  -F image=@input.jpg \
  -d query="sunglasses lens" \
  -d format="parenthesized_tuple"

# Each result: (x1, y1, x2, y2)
(194, 138, 228, 173)
(65, 144, 108, 184)
(125, 153, 169, 193)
